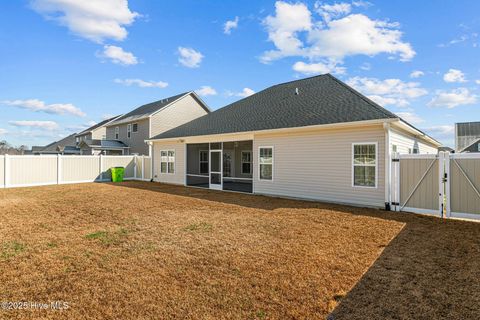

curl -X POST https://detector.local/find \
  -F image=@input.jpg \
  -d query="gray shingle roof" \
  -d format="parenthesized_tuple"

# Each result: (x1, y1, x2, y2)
(108, 92, 191, 125)
(83, 139, 129, 149)
(37, 133, 78, 153)
(150, 74, 399, 140)
(76, 115, 121, 136)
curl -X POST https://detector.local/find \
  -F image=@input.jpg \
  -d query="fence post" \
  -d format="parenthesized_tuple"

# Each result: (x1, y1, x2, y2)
(395, 153, 401, 212)
(57, 154, 62, 185)
(134, 156, 137, 180)
(438, 152, 445, 218)
(3, 154, 8, 188)
(444, 152, 451, 218)
(99, 154, 103, 181)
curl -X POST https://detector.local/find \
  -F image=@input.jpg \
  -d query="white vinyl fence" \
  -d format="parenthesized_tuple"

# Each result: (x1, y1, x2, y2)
(1, 155, 152, 189)
(391, 151, 480, 221)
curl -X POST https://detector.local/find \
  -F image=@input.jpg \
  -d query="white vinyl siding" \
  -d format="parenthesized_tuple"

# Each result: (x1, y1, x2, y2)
(150, 94, 209, 138)
(253, 125, 386, 208)
(152, 142, 185, 185)
(389, 128, 437, 154)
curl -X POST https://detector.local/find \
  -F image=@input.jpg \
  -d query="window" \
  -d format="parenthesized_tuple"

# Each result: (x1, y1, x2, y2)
(241, 151, 252, 174)
(127, 124, 131, 139)
(478, 144, 480, 152)
(353, 143, 377, 188)
(259, 147, 273, 180)
(199, 150, 208, 174)
(115, 127, 119, 140)
(76, 137, 79, 143)
(160, 150, 175, 174)
(413, 147, 419, 154)
(132, 123, 138, 133)
(392, 144, 397, 153)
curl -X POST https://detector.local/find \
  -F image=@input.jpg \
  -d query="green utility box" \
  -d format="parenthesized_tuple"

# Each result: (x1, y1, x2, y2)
(111, 167, 125, 182)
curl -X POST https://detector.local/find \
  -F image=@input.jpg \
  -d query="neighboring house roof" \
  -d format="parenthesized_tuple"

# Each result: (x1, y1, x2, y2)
(149, 74, 412, 140)
(438, 146, 454, 152)
(108, 92, 209, 126)
(459, 138, 480, 153)
(76, 115, 122, 137)
(35, 133, 79, 153)
(79, 139, 129, 149)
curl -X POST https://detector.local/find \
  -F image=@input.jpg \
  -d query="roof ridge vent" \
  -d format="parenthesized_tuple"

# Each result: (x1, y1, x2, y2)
(295, 87, 299, 95)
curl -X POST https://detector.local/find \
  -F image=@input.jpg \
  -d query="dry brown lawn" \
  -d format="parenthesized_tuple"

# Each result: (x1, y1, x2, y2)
(0, 182, 479, 320)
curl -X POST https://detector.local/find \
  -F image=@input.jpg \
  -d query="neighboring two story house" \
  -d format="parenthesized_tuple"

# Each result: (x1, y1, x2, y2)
(104, 92, 210, 155)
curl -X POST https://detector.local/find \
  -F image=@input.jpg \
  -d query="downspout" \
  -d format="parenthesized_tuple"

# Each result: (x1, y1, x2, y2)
(384, 122, 391, 211)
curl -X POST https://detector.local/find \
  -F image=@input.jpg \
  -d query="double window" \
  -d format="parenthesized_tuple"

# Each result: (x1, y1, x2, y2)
(115, 127, 119, 140)
(160, 150, 175, 174)
(199, 150, 208, 174)
(241, 151, 252, 174)
(259, 147, 273, 180)
(353, 143, 377, 188)
(132, 123, 138, 133)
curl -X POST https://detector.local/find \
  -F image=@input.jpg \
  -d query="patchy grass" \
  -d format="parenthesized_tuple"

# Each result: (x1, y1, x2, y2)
(1, 241, 25, 259)
(0, 181, 479, 319)
(182, 222, 213, 232)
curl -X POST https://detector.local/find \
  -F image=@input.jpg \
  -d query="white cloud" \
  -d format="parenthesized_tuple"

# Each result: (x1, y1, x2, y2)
(395, 111, 425, 124)
(315, 1, 351, 22)
(261, 2, 415, 65)
(101, 45, 138, 65)
(2, 99, 86, 117)
(410, 70, 424, 78)
(428, 88, 477, 108)
(476, 80, 480, 85)
(178, 47, 204, 68)
(292, 61, 345, 75)
(346, 77, 428, 107)
(422, 125, 455, 146)
(114, 78, 168, 88)
(0, 128, 7, 135)
(227, 88, 256, 98)
(31, 0, 139, 43)
(224, 16, 239, 34)
(196, 86, 217, 97)
(443, 68, 467, 83)
(261, 2, 312, 63)
(9, 121, 59, 131)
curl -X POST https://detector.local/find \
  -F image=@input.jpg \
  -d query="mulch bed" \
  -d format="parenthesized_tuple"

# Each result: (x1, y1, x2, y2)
(0, 181, 478, 319)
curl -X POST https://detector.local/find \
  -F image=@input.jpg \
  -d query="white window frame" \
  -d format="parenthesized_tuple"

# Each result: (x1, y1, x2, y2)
(258, 146, 274, 181)
(352, 142, 378, 189)
(132, 123, 138, 133)
(127, 124, 132, 139)
(241, 150, 252, 174)
(160, 149, 175, 174)
(199, 150, 209, 175)
(115, 127, 119, 140)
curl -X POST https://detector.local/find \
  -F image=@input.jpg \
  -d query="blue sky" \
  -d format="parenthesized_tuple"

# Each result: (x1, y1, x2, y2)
(0, 0, 479, 147)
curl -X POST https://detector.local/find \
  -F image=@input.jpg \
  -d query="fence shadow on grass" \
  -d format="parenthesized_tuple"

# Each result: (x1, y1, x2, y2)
(113, 181, 480, 319)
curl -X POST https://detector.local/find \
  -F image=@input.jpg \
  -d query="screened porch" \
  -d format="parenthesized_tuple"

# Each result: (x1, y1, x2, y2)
(186, 141, 253, 193)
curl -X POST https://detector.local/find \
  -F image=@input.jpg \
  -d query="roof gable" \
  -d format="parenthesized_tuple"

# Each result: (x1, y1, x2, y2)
(108, 92, 193, 126)
(76, 115, 121, 136)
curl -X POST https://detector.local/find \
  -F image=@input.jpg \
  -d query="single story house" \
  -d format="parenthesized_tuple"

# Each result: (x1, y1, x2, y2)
(105, 92, 210, 155)
(32, 133, 81, 155)
(146, 74, 441, 209)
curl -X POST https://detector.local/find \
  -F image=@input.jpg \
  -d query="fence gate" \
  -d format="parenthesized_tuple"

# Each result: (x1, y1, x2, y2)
(391, 153, 444, 217)
(446, 153, 480, 220)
